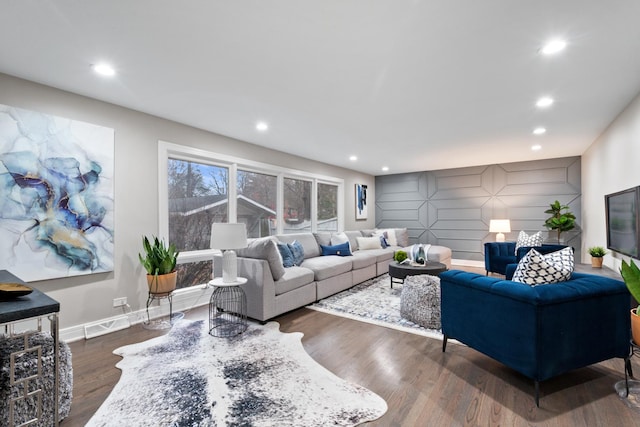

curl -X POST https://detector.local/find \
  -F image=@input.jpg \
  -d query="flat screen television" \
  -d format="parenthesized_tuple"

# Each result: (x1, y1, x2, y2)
(605, 186, 640, 258)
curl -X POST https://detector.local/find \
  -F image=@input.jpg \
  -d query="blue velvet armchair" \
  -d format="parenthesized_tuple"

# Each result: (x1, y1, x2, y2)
(484, 242, 567, 275)
(440, 269, 630, 406)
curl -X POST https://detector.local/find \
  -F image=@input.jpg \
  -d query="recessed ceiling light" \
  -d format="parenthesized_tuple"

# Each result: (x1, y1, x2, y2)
(381, 166, 389, 172)
(256, 121, 268, 132)
(349, 155, 357, 161)
(533, 127, 547, 135)
(541, 39, 567, 55)
(531, 144, 542, 151)
(92, 63, 115, 77)
(536, 97, 554, 108)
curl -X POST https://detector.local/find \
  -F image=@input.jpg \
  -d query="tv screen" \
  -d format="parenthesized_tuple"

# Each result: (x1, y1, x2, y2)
(605, 186, 640, 258)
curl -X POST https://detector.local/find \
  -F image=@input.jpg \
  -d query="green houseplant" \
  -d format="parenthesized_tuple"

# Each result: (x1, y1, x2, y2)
(543, 200, 576, 243)
(588, 246, 607, 268)
(138, 236, 179, 295)
(621, 259, 640, 344)
(394, 250, 408, 264)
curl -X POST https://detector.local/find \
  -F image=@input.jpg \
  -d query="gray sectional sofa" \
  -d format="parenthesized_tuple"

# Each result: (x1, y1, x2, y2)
(214, 228, 452, 322)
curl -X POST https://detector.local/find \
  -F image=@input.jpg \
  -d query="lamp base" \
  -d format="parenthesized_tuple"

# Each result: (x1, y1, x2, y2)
(222, 249, 238, 283)
(496, 232, 505, 242)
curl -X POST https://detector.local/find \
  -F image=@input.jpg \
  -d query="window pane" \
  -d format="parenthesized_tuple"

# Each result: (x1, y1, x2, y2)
(168, 159, 228, 251)
(283, 178, 312, 233)
(176, 260, 212, 289)
(317, 183, 338, 232)
(237, 170, 277, 238)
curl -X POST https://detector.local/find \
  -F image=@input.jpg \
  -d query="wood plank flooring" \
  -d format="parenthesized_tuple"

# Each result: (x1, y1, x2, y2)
(62, 266, 640, 426)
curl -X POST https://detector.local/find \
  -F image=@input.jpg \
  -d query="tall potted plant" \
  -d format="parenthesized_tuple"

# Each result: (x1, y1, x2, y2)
(138, 236, 179, 296)
(543, 200, 576, 243)
(621, 259, 640, 345)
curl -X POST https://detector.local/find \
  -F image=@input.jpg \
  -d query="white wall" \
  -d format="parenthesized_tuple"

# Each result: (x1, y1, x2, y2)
(582, 91, 640, 270)
(0, 73, 375, 338)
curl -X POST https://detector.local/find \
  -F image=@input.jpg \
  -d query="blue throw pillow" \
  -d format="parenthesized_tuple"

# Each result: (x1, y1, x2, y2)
(277, 242, 295, 268)
(320, 241, 352, 257)
(288, 240, 305, 266)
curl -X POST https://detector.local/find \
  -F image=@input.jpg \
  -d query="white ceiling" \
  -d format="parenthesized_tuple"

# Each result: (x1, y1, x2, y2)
(2, 1, 640, 176)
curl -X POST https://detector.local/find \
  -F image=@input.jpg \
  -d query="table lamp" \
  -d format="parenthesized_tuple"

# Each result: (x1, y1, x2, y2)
(210, 223, 247, 283)
(489, 219, 511, 242)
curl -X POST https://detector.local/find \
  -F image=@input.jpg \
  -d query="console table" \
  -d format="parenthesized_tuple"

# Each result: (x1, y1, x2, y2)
(0, 270, 60, 426)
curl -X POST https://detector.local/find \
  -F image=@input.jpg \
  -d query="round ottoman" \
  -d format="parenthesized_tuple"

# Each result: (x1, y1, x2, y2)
(400, 274, 441, 330)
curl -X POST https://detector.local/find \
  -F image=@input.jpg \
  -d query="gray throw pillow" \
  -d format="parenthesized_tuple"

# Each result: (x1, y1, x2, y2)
(236, 237, 286, 281)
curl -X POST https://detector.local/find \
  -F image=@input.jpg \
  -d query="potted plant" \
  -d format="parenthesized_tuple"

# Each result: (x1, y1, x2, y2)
(394, 250, 408, 264)
(543, 200, 576, 243)
(138, 236, 179, 296)
(621, 259, 640, 345)
(588, 246, 607, 268)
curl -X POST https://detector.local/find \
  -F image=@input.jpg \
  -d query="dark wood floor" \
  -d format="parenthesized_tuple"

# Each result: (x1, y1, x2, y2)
(63, 266, 639, 426)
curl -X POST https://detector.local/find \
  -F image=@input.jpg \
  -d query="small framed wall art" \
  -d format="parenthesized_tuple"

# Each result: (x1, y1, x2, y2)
(355, 183, 368, 220)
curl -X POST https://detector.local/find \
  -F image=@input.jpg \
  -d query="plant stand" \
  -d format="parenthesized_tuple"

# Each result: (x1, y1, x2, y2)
(143, 291, 183, 330)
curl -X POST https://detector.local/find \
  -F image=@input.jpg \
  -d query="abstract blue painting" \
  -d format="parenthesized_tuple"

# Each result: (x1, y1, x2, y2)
(0, 104, 114, 282)
(356, 183, 368, 220)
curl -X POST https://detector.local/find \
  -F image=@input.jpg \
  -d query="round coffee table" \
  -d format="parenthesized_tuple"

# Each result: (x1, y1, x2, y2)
(388, 261, 447, 288)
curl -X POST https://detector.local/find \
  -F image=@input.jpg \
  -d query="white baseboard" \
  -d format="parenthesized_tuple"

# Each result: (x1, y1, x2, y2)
(61, 285, 214, 342)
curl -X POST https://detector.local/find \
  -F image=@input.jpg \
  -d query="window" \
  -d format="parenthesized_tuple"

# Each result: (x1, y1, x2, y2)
(237, 170, 277, 238)
(167, 159, 228, 251)
(159, 141, 344, 289)
(317, 183, 338, 232)
(283, 178, 312, 233)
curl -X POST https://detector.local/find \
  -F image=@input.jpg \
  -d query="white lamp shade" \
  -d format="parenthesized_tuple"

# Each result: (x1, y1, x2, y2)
(489, 219, 511, 242)
(210, 223, 248, 250)
(489, 219, 511, 233)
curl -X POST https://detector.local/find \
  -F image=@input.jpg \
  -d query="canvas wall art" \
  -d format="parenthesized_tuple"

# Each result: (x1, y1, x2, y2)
(355, 183, 368, 220)
(0, 104, 114, 282)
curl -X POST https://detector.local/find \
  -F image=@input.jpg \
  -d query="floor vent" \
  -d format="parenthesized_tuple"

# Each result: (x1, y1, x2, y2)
(84, 315, 131, 339)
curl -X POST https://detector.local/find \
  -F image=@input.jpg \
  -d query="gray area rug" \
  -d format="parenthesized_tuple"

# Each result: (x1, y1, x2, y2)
(86, 320, 387, 426)
(308, 273, 443, 340)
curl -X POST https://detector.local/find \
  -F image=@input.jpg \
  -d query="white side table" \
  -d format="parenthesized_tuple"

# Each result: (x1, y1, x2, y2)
(208, 277, 248, 337)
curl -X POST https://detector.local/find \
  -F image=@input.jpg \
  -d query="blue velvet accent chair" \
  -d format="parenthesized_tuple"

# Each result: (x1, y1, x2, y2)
(440, 269, 630, 407)
(484, 242, 568, 275)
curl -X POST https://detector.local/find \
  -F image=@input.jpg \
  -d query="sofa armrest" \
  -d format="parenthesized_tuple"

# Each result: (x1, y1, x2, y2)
(235, 257, 277, 321)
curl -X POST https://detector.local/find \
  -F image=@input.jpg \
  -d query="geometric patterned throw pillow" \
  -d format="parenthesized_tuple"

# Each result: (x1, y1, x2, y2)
(514, 230, 543, 255)
(512, 247, 574, 285)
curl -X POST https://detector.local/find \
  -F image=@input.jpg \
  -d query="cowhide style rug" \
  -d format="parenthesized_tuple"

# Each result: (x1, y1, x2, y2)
(86, 320, 387, 426)
(308, 273, 443, 340)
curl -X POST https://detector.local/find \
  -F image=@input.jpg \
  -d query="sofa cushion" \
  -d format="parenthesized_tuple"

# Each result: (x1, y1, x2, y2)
(351, 251, 378, 269)
(276, 233, 320, 258)
(512, 247, 574, 285)
(300, 256, 353, 281)
(313, 232, 332, 248)
(380, 229, 398, 246)
(320, 242, 352, 256)
(515, 231, 543, 255)
(344, 231, 363, 251)
(288, 241, 305, 266)
(276, 242, 295, 268)
(236, 237, 286, 281)
(274, 266, 315, 296)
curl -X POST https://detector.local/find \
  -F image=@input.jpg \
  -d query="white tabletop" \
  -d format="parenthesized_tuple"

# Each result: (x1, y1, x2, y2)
(208, 277, 247, 287)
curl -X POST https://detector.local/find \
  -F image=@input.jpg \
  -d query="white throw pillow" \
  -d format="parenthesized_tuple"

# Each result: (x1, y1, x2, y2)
(512, 247, 574, 285)
(380, 229, 398, 246)
(356, 236, 382, 250)
(514, 230, 543, 255)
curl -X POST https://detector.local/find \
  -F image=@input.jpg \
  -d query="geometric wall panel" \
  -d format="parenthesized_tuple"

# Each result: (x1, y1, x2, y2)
(375, 156, 581, 262)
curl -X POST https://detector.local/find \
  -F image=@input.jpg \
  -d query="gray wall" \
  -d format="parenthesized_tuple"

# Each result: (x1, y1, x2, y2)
(375, 157, 582, 262)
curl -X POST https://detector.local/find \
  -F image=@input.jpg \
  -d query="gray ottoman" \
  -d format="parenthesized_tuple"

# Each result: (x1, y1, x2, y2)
(400, 274, 442, 329)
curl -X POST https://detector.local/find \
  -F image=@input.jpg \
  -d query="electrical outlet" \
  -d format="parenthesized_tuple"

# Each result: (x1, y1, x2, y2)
(113, 297, 127, 308)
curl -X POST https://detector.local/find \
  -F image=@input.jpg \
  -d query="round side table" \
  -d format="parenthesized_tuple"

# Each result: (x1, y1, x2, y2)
(208, 277, 248, 337)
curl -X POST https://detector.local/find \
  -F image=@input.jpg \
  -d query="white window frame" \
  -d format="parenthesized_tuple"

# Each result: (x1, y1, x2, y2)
(158, 140, 344, 269)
